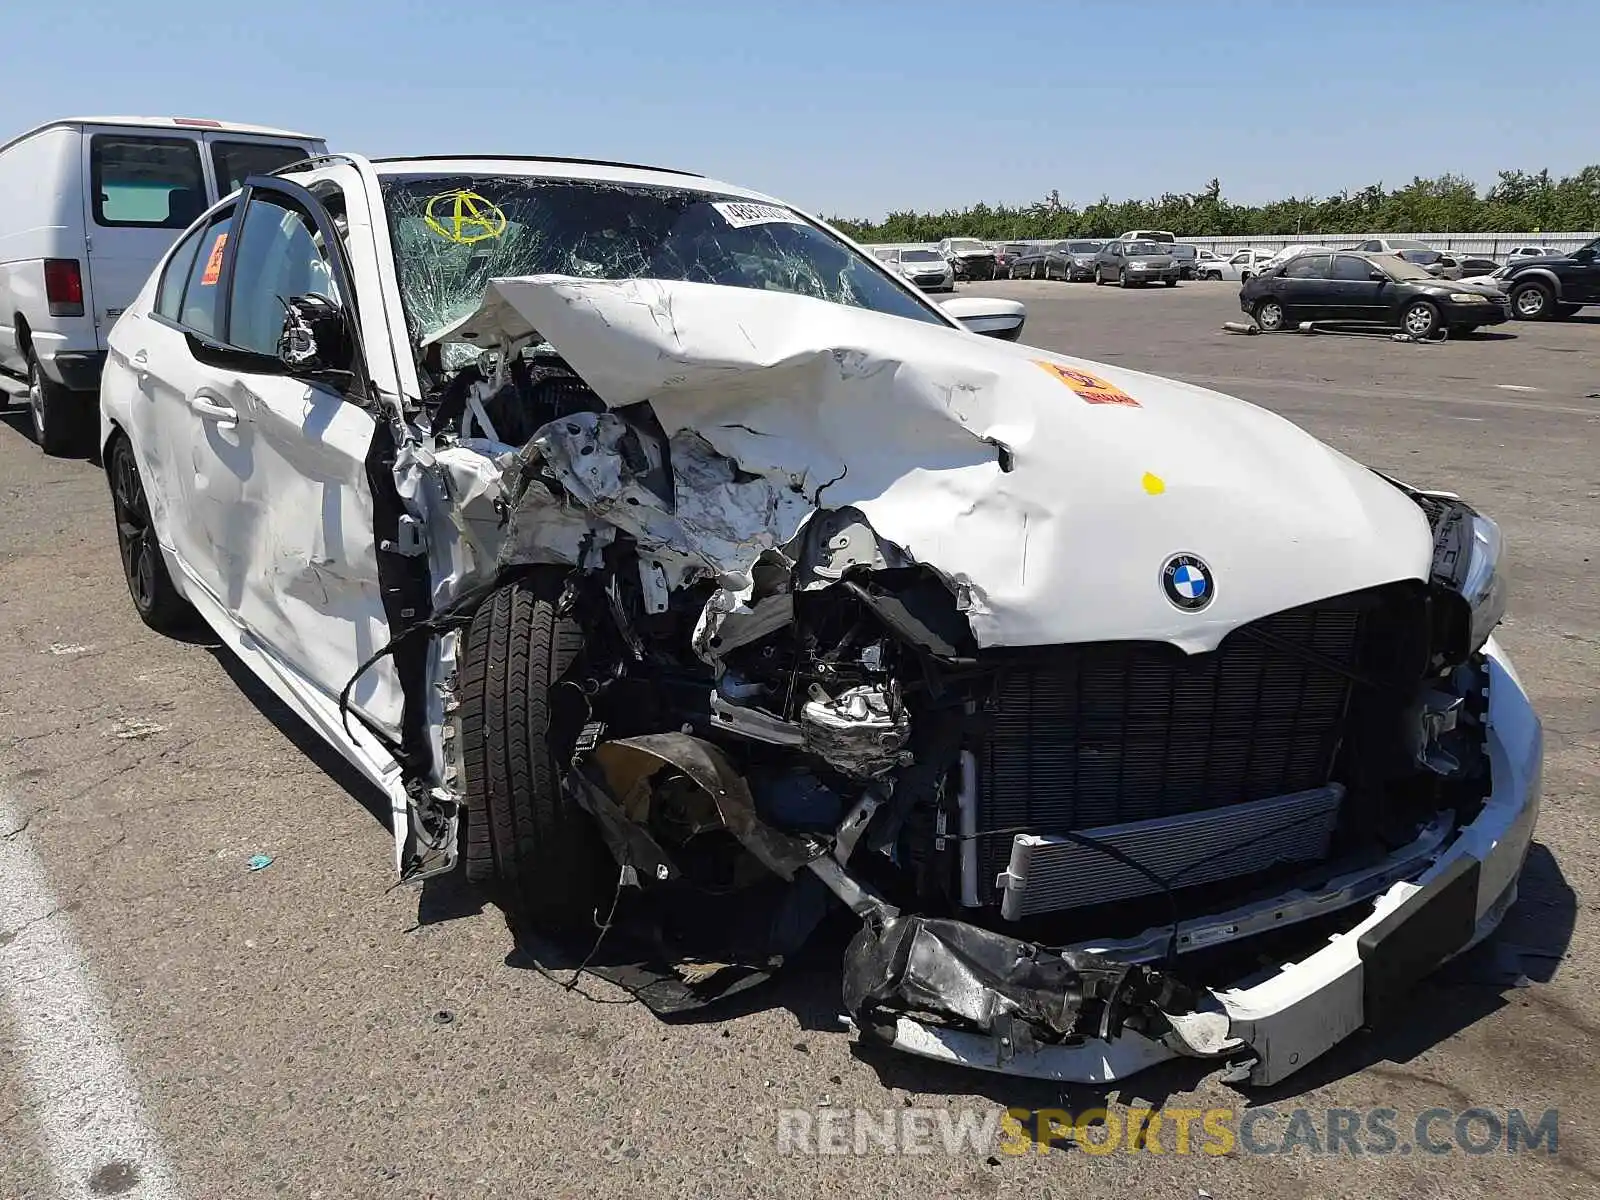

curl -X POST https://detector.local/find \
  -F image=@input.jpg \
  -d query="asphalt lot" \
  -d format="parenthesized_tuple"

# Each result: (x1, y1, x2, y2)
(2, 278, 1597, 1200)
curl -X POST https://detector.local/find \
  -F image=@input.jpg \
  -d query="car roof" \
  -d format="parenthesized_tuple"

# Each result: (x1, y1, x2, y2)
(2, 115, 321, 153)
(362, 155, 776, 202)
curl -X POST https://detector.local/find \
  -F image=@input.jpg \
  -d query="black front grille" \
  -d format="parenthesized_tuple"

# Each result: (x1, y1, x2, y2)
(975, 592, 1378, 899)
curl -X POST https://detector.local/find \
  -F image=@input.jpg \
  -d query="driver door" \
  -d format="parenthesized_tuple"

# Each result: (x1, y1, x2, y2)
(1565, 241, 1600, 301)
(185, 178, 403, 737)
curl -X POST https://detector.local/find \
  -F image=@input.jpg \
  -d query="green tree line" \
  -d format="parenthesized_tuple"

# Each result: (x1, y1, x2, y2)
(829, 169, 1600, 242)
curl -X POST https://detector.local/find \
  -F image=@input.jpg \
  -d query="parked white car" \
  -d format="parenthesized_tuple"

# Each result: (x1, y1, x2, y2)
(1505, 245, 1566, 260)
(1350, 238, 1437, 256)
(1197, 247, 1275, 281)
(1259, 244, 1340, 272)
(0, 115, 324, 453)
(101, 152, 1538, 1089)
(879, 246, 955, 291)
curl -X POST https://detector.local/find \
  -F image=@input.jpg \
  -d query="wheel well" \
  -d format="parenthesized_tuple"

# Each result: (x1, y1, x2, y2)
(1510, 272, 1560, 298)
(100, 421, 127, 482)
(14, 314, 32, 361)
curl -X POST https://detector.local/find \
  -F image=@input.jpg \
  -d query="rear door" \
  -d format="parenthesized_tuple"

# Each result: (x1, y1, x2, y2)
(1275, 253, 1333, 318)
(188, 176, 401, 735)
(130, 206, 239, 588)
(1324, 253, 1388, 322)
(80, 127, 211, 349)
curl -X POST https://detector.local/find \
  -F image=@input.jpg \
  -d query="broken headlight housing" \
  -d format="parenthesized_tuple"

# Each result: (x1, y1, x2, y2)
(1431, 503, 1508, 657)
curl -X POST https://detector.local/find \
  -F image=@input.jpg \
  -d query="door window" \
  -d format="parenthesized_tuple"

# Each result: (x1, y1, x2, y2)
(155, 222, 210, 320)
(90, 134, 206, 229)
(1283, 254, 1331, 279)
(224, 193, 342, 357)
(168, 213, 235, 337)
(211, 141, 313, 195)
(1331, 255, 1377, 281)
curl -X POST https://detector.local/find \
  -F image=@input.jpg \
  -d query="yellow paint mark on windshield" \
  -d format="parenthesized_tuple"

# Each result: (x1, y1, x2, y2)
(423, 190, 507, 245)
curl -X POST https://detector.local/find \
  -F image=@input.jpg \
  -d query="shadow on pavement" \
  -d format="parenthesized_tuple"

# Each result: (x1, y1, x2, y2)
(207, 641, 393, 833)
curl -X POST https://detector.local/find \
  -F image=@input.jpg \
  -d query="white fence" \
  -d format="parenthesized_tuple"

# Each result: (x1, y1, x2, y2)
(866, 232, 1597, 259)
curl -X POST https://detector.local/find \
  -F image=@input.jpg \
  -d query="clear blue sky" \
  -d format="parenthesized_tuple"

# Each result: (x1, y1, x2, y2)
(4, 0, 1594, 219)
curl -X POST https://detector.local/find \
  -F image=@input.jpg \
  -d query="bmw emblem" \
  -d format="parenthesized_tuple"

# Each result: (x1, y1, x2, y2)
(1161, 553, 1213, 611)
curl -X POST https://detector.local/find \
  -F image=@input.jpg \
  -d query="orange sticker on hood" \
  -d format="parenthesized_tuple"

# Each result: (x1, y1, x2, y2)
(1035, 361, 1140, 407)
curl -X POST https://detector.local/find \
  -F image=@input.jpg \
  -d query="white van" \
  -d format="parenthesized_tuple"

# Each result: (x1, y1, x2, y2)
(1117, 229, 1176, 244)
(0, 116, 326, 453)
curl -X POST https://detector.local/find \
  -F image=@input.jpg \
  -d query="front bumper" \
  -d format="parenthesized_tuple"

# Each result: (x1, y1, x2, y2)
(853, 636, 1541, 1087)
(1441, 299, 1511, 327)
(954, 257, 997, 280)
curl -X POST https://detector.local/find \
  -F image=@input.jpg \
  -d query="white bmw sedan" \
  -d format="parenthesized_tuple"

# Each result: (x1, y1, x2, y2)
(99, 153, 1540, 1088)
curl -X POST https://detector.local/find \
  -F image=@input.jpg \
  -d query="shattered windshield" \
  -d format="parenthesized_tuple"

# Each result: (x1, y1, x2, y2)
(948, 239, 989, 253)
(1125, 242, 1166, 256)
(378, 174, 947, 348)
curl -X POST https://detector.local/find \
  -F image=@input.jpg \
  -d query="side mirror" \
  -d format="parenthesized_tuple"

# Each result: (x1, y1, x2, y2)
(940, 295, 1026, 341)
(1369, 268, 1388, 281)
(278, 294, 353, 377)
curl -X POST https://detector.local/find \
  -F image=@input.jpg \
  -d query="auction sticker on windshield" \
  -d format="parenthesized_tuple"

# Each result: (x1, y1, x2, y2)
(712, 200, 806, 229)
(1034, 361, 1141, 407)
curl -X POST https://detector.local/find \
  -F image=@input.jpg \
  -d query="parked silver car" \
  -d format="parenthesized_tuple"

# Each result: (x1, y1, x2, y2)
(1094, 240, 1180, 287)
(884, 247, 956, 292)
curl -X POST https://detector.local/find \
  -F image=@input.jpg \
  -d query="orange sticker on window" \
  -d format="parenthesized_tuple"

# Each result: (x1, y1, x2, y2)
(199, 232, 228, 286)
(1035, 361, 1140, 407)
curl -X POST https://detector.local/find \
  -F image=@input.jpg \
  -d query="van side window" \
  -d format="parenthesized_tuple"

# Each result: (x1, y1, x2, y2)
(90, 135, 206, 229)
(211, 141, 312, 195)
(155, 223, 209, 320)
(173, 214, 236, 338)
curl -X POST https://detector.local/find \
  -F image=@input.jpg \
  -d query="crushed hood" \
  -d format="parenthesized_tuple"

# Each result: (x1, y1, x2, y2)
(438, 276, 1432, 652)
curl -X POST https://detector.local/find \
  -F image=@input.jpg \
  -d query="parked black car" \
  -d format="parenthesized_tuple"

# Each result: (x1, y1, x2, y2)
(994, 243, 1028, 279)
(1498, 236, 1600, 319)
(1239, 251, 1510, 336)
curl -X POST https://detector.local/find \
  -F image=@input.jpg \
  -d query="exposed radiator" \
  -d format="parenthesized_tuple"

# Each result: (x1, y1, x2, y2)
(996, 784, 1345, 919)
(973, 593, 1371, 907)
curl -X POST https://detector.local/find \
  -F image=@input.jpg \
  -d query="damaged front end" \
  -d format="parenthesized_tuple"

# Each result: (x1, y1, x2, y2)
(381, 274, 1538, 1088)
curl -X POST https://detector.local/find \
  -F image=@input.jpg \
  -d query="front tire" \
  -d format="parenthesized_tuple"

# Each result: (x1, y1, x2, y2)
(108, 436, 194, 634)
(1402, 299, 1441, 338)
(1253, 298, 1287, 332)
(458, 571, 610, 928)
(1119, 269, 1131, 288)
(1509, 280, 1554, 320)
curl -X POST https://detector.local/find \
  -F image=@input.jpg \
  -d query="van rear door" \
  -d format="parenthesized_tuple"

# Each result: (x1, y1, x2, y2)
(79, 126, 210, 351)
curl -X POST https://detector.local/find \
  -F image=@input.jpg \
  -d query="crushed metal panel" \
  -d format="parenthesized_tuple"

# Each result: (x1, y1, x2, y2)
(438, 275, 1434, 653)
